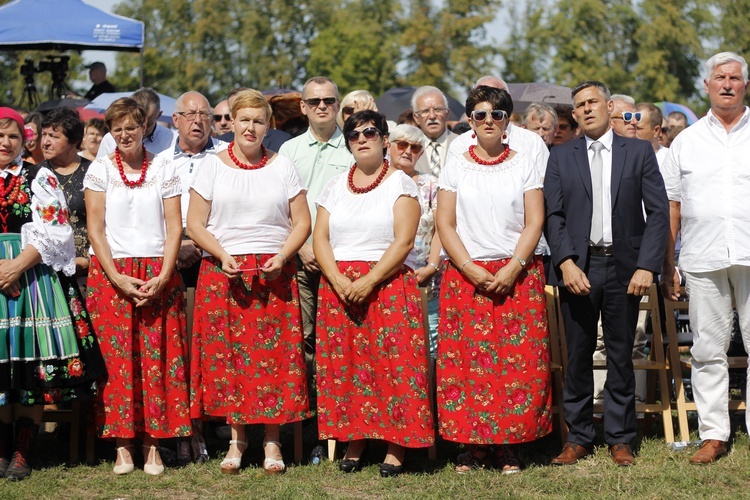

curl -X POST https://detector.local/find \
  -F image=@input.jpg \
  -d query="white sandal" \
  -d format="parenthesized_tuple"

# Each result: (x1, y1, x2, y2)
(220, 439, 247, 475)
(142, 445, 165, 476)
(113, 445, 135, 475)
(263, 440, 285, 475)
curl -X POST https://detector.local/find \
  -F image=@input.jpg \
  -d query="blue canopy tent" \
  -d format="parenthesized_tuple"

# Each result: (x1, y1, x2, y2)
(0, 0, 145, 89)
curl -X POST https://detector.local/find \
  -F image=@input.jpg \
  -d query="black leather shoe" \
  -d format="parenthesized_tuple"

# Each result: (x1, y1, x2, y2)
(379, 463, 404, 478)
(339, 458, 363, 473)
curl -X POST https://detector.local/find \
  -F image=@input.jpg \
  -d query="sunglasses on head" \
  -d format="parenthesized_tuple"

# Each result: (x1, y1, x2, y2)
(346, 127, 381, 143)
(393, 140, 423, 154)
(612, 111, 642, 123)
(213, 114, 231, 122)
(304, 97, 337, 107)
(470, 109, 508, 123)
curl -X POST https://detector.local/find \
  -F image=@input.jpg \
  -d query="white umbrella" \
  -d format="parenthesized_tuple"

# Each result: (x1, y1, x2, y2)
(85, 91, 177, 124)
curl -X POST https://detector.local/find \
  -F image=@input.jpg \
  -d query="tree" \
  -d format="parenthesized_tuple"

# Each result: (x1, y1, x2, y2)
(498, 0, 553, 83)
(305, 0, 401, 96)
(632, 0, 710, 103)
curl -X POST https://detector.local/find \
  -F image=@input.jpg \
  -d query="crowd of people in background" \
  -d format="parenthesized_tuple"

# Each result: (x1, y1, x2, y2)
(0, 49, 747, 480)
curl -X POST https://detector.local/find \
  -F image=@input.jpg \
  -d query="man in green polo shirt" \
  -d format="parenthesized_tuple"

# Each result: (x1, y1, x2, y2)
(279, 76, 354, 399)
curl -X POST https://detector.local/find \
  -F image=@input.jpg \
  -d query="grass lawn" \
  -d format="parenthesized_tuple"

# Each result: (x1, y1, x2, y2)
(3, 417, 750, 499)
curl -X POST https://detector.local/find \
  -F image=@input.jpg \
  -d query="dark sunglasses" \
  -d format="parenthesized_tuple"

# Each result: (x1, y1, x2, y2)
(612, 111, 642, 123)
(213, 114, 231, 122)
(471, 109, 508, 123)
(346, 127, 381, 143)
(304, 97, 337, 107)
(393, 140, 423, 154)
(342, 106, 355, 116)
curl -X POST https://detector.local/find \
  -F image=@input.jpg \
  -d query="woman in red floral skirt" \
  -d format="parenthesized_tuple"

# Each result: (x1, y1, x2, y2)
(85, 98, 189, 476)
(314, 110, 434, 478)
(186, 89, 311, 475)
(435, 86, 552, 474)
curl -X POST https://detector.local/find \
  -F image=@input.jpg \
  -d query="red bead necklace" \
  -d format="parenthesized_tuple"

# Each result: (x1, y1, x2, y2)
(468, 144, 510, 165)
(227, 141, 268, 170)
(0, 174, 23, 208)
(115, 145, 149, 187)
(348, 159, 389, 194)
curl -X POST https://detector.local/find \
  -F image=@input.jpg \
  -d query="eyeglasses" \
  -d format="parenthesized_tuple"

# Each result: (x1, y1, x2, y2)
(393, 140, 423, 154)
(345, 127, 381, 143)
(414, 107, 449, 118)
(213, 114, 231, 122)
(342, 106, 355, 116)
(303, 97, 337, 107)
(176, 111, 211, 121)
(470, 109, 508, 123)
(611, 111, 642, 123)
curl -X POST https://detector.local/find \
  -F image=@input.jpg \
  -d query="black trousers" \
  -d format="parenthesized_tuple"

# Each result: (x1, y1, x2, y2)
(559, 254, 640, 446)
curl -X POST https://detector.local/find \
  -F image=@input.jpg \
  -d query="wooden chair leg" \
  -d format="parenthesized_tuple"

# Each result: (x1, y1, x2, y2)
(69, 401, 81, 465)
(328, 439, 337, 461)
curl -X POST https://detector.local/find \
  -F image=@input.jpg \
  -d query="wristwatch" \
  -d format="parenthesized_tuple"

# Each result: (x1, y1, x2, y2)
(512, 254, 527, 267)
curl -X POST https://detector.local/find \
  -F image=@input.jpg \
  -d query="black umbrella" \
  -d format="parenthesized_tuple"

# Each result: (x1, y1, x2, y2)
(35, 98, 90, 113)
(506, 83, 573, 114)
(375, 87, 465, 121)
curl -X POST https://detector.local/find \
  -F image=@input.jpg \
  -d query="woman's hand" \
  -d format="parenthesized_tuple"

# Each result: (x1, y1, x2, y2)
(136, 273, 171, 307)
(462, 262, 496, 292)
(111, 273, 150, 304)
(345, 275, 376, 304)
(0, 259, 23, 297)
(485, 264, 521, 295)
(260, 254, 285, 281)
(75, 257, 90, 276)
(330, 273, 353, 303)
(220, 254, 241, 278)
(414, 265, 437, 286)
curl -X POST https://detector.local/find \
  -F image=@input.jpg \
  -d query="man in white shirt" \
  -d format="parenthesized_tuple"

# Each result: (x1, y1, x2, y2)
(96, 87, 176, 159)
(662, 51, 750, 465)
(447, 76, 550, 179)
(155, 91, 227, 287)
(412, 86, 457, 176)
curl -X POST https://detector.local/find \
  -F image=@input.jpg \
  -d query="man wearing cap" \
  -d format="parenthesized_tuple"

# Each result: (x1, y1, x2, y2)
(83, 62, 116, 101)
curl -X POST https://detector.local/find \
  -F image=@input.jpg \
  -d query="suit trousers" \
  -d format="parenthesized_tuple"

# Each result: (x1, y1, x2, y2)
(684, 265, 750, 441)
(560, 254, 640, 446)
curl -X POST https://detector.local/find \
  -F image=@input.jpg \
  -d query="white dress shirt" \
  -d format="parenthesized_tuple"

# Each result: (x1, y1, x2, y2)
(585, 129, 614, 246)
(663, 107, 750, 273)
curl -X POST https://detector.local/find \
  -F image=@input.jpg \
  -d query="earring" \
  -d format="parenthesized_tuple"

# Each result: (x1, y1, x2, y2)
(502, 133, 507, 140)
(471, 133, 476, 139)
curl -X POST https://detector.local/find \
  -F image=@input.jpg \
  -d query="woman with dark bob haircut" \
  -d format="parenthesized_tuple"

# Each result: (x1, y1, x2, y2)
(314, 110, 434, 477)
(436, 86, 552, 473)
(40, 108, 92, 286)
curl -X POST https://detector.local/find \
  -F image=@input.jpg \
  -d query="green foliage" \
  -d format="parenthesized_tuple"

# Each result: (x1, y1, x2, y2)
(498, 0, 552, 84)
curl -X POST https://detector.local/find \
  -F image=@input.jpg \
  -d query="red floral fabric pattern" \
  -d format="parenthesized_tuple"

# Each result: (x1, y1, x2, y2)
(316, 262, 434, 448)
(437, 257, 552, 444)
(190, 255, 310, 424)
(87, 256, 190, 439)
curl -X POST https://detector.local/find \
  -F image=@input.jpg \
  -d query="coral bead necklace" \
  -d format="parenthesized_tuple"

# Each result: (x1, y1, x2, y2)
(115, 145, 149, 187)
(468, 144, 510, 165)
(228, 141, 268, 170)
(348, 159, 389, 194)
(0, 174, 23, 208)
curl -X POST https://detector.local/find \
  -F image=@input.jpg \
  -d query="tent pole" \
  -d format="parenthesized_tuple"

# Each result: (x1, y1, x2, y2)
(139, 48, 144, 88)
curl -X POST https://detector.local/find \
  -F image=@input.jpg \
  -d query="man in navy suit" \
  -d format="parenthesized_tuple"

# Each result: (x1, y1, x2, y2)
(543, 81, 669, 466)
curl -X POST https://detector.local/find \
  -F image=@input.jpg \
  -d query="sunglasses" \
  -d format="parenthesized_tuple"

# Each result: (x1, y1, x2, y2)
(346, 127, 381, 143)
(393, 140, 423, 154)
(342, 106, 355, 116)
(304, 97, 337, 107)
(612, 111, 642, 123)
(470, 109, 508, 123)
(213, 114, 231, 122)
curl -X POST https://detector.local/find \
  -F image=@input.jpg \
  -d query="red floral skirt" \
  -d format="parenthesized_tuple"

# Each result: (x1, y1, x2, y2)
(87, 256, 190, 439)
(190, 255, 310, 425)
(437, 257, 552, 444)
(316, 262, 434, 448)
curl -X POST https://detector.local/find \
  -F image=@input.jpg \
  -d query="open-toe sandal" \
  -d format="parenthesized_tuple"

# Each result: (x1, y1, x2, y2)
(263, 440, 285, 475)
(455, 445, 491, 474)
(220, 440, 247, 475)
(495, 445, 521, 474)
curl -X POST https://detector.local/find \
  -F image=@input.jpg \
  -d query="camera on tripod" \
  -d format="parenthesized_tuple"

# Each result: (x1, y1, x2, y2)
(18, 55, 71, 108)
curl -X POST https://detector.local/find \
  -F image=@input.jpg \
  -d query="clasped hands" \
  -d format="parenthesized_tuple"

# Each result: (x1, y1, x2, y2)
(560, 259, 653, 296)
(463, 262, 518, 296)
(331, 273, 375, 305)
(219, 254, 285, 281)
(113, 273, 169, 307)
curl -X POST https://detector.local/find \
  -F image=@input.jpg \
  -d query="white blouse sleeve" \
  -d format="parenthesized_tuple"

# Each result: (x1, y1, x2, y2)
(438, 157, 458, 192)
(520, 153, 544, 192)
(280, 155, 306, 199)
(20, 167, 76, 276)
(83, 157, 108, 191)
(159, 157, 182, 198)
(190, 156, 216, 201)
(315, 173, 342, 213)
(398, 172, 420, 200)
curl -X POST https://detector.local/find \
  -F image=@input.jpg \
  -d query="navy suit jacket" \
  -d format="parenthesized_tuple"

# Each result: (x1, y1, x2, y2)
(543, 134, 669, 287)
